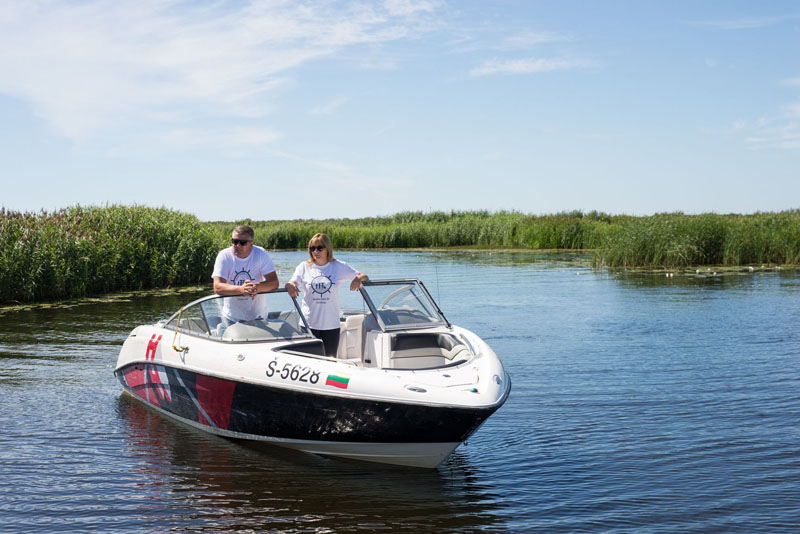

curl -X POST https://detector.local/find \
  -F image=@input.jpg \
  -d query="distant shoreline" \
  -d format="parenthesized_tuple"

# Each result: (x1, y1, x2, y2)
(2, 206, 798, 304)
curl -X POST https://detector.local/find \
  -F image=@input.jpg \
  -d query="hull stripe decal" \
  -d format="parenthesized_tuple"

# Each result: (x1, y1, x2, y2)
(171, 367, 219, 429)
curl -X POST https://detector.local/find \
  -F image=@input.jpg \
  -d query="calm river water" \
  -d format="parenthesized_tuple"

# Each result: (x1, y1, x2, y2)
(1, 251, 799, 533)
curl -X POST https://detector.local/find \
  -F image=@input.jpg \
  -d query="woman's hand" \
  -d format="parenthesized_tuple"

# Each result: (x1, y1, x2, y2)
(350, 273, 368, 291)
(285, 282, 301, 298)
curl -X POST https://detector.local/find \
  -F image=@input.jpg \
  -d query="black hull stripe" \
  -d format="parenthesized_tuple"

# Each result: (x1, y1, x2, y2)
(171, 367, 219, 429)
(116, 363, 500, 444)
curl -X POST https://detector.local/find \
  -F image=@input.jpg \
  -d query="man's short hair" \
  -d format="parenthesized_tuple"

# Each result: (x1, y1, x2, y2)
(233, 225, 255, 240)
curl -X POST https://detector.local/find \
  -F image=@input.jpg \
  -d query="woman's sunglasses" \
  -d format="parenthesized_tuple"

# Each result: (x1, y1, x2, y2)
(231, 238, 252, 246)
(309, 245, 326, 252)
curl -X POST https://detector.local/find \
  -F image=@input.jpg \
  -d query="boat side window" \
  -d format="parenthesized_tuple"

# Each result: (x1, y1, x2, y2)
(199, 294, 313, 341)
(200, 298, 225, 336)
(164, 303, 210, 335)
(184, 305, 210, 334)
(159, 293, 314, 341)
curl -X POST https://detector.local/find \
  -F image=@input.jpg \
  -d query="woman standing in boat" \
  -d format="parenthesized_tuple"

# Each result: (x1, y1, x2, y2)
(285, 233, 369, 358)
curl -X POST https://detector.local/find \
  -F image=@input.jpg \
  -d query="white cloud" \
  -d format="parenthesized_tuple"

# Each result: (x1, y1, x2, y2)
(500, 31, 570, 50)
(309, 95, 350, 115)
(267, 148, 413, 193)
(745, 122, 800, 150)
(228, 127, 284, 148)
(698, 18, 774, 30)
(99, 125, 282, 158)
(0, 0, 439, 148)
(445, 27, 569, 56)
(470, 57, 595, 77)
(744, 102, 800, 150)
(384, 0, 440, 17)
(789, 102, 800, 118)
(690, 15, 799, 30)
(731, 120, 748, 132)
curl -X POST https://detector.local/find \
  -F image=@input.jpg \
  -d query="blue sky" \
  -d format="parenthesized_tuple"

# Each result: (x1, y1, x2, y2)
(1, 1, 799, 221)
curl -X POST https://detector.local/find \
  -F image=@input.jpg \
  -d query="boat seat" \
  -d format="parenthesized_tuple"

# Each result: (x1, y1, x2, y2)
(386, 333, 470, 369)
(338, 314, 365, 361)
(361, 314, 381, 365)
(222, 322, 267, 340)
(274, 311, 307, 336)
(221, 318, 303, 340)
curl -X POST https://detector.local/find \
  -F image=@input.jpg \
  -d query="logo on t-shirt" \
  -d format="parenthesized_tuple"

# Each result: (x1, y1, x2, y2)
(310, 275, 333, 295)
(232, 269, 253, 285)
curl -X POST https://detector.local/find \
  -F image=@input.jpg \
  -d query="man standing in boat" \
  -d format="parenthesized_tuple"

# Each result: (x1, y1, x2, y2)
(212, 225, 278, 323)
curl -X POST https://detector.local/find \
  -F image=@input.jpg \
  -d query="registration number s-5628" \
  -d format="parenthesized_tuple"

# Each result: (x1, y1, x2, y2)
(266, 360, 320, 384)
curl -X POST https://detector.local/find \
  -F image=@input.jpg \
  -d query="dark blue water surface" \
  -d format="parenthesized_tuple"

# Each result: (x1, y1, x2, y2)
(1, 251, 798, 533)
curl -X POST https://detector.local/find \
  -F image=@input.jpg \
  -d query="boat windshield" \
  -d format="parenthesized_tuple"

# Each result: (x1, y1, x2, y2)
(359, 279, 449, 331)
(164, 290, 313, 342)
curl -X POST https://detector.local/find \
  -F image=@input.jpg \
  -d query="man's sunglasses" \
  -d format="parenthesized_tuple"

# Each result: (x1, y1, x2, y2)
(231, 239, 252, 246)
(309, 245, 325, 252)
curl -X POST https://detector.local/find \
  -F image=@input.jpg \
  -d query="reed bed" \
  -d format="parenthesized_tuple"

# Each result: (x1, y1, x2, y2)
(210, 210, 617, 251)
(227, 209, 799, 268)
(4, 206, 799, 303)
(0, 205, 216, 303)
(592, 211, 800, 268)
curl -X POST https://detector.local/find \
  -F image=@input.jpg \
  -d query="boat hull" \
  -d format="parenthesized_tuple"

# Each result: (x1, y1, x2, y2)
(116, 361, 506, 468)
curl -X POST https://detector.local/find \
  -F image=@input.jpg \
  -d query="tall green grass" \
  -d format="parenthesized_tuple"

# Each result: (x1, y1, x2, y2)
(0, 205, 217, 303)
(224, 209, 799, 268)
(210, 210, 617, 250)
(4, 206, 799, 303)
(592, 211, 800, 268)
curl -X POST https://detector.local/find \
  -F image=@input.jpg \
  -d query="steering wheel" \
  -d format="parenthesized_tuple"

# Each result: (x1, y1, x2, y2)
(379, 284, 414, 308)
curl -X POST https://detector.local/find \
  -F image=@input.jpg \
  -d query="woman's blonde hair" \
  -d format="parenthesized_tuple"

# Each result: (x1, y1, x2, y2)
(307, 233, 334, 264)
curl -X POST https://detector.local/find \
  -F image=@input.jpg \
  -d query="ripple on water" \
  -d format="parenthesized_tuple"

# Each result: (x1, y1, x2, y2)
(1, 253, 799, 533)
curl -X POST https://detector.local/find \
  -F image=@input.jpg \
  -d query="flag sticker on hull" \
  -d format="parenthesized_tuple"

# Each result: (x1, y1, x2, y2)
(325, 374, 350, 389)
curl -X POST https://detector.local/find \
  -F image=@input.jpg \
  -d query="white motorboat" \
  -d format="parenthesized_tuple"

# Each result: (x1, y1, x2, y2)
(114, 279, 511, 468)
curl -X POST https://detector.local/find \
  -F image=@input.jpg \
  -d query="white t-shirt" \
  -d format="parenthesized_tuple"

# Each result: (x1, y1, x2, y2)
(290, 260, 359, 330)
(212, 245, 276, 322)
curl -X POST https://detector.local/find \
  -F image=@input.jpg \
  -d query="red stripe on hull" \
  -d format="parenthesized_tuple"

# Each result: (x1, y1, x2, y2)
(195, 375, 237, 429)
(122, 365, 161, 408)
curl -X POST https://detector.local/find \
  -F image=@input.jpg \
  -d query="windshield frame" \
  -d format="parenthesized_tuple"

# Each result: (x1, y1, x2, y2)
(163, 288, 315, 343)
(358, 278, 451, 332)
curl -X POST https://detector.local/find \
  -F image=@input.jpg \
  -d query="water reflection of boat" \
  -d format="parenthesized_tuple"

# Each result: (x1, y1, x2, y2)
(114, 279, 511, 468)
(117, 395, 508, 532)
